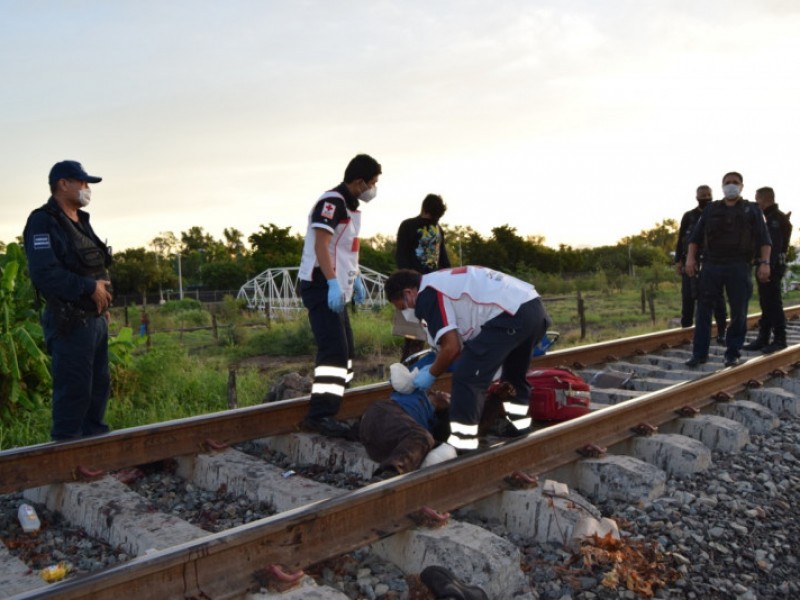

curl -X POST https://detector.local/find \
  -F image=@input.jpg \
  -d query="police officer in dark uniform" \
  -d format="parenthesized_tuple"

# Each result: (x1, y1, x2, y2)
(745, 186, 792, 354)
(674, 185, 727, 343)
(684, 171, 772, 368)
(23, 160, 113, 441)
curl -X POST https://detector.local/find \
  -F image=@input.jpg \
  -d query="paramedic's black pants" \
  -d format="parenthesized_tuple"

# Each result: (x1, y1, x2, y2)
(450, 298, 550, 426)
(300, 270, 354, 420)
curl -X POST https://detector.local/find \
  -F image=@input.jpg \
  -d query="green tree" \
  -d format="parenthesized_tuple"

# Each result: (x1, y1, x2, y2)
(446, 225, 479, 266)
(223, 227, 246, 259)
(0, 243, 50, 420)
(111, 248, 164, 300)
(359, 237, 395, 275)
(249, 224, 303, 273)
(201, 261, 249, 290)
(491, 225, 527, 269)
(181, 226, 215, 253)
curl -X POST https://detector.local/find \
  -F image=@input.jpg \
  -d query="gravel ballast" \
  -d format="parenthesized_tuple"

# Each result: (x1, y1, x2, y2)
(2, 414, 797, 598)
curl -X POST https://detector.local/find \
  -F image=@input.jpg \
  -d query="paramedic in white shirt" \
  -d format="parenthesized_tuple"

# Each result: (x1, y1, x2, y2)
(384, 266, 551, 452)
(297, 154, 382, 438)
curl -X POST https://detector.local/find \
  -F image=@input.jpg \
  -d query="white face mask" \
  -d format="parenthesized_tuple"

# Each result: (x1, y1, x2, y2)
(401, 308, 418, 322)
(722, 183, 740, 200)
(77, 187, 92, 207)
(359, 185, 377, 203)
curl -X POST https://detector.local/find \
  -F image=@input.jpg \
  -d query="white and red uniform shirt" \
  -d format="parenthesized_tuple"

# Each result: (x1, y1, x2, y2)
(298, 187, 361, 299)
(415, 266, 539, 346)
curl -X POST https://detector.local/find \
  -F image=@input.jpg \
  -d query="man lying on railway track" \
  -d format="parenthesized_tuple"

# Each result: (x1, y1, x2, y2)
(359, 363, 454, 480)
(384, 266, 551, 453)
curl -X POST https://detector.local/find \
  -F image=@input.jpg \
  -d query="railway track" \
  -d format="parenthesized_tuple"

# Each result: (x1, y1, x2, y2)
(2, 310, 800, 599)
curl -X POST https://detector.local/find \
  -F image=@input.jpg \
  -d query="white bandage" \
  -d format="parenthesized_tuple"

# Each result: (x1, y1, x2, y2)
(389, 363, 418, 394)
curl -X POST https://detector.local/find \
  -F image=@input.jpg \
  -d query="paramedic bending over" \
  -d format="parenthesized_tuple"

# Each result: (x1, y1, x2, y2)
(384, 267, 551, 452)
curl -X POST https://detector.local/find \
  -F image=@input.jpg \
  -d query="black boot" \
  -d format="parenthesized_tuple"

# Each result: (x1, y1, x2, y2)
(420, 566, 488, 600)
(762, 327, 787, 354)
(743, 322, 770, 351)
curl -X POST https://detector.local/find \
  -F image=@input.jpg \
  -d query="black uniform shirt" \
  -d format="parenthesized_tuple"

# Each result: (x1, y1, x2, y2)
(675, 206, 703, 264)
(23, 197, 108, 304)
(763, 203, 792, 263)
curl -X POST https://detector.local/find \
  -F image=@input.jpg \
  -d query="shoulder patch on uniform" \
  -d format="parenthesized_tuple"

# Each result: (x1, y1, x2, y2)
(32, 233, 51, 250)
(321, 201, 336, 220)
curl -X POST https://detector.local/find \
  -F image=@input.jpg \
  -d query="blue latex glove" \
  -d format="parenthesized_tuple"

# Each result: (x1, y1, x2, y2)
(353, 276, 366, 305)
(327, 278, 345, 313)
(413, 365, 437, 390)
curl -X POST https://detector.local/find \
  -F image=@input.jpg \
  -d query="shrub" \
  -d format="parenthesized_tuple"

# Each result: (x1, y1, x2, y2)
(238, 319, 315, 357)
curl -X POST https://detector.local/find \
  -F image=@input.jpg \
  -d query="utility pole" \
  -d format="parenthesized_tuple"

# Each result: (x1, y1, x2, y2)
(177, 252, 183, 300)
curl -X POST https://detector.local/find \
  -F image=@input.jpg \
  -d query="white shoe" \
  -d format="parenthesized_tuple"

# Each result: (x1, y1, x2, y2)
(421, 443, 457, 467)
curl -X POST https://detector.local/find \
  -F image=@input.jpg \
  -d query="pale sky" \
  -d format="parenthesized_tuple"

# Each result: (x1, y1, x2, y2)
(2, 1, 799, 253)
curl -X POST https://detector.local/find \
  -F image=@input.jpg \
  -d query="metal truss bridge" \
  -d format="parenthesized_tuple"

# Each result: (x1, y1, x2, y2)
(236, 266, 388, 319)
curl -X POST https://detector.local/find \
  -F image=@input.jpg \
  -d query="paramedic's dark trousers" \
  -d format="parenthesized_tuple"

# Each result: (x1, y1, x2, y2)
(43, 309, 110, 441)
(300, 272, 354, 420)
(448, 297, 550, 451)
(693, 262, 751, 360)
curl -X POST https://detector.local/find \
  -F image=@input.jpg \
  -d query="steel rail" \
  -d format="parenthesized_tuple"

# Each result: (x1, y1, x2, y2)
(12, 344, 800, 600)
(1, 309, 797, 494)
(530, 311, 784, 369)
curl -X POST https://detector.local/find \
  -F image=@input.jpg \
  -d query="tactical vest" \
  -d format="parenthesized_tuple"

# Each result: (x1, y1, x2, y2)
(703, 200, 753, 262)
(44, 205, 112, 311)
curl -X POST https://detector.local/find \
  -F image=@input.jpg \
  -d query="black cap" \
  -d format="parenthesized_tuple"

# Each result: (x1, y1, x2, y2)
(48, 160, 102, 185)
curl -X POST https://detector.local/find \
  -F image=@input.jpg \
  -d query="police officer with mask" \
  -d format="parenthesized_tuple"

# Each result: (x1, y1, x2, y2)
(684, 171, 772, 368)
(674, 185, 728, 343)
(23, 160, 113, 441)
(744, 186, 792, 354)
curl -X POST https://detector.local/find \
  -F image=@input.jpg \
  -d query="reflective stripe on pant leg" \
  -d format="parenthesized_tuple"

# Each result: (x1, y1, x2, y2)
(311, 364, 348, 397)
(303, 279, 352, 419)
(447, 421, 479, 450)
(345, 358, 354, 384)
(503, 400, 532, 429)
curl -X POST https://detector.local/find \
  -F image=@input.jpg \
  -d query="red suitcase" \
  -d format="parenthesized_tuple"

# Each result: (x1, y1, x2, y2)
(526, 367, 591, 422)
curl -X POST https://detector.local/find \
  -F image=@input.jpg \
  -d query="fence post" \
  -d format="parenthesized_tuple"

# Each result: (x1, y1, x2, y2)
(227, 367, 238, 409)
(212, 314, 218, 340)
(647, 288, 656, 324)
(124, 304, 129, 327)
(641, 287, 646, 314)
(577, 291, 586, 340)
